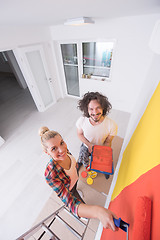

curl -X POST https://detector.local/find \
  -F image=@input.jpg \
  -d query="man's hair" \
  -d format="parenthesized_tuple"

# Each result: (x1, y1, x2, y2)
(78, 92, 112, 117)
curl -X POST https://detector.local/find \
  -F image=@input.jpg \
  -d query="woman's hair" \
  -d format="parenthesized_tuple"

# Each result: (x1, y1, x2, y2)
(39, 126, 60, 152)
(77, 92, 112, 117)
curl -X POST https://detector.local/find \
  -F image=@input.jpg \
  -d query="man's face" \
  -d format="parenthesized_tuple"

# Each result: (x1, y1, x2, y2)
(88, 99, 103, 122)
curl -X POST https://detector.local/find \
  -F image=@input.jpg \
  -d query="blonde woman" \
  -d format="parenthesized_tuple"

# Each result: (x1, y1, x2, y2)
(39, 126, 118, 231)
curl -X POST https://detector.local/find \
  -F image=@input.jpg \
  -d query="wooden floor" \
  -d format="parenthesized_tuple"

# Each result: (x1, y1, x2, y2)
(0, 76, 130, 240)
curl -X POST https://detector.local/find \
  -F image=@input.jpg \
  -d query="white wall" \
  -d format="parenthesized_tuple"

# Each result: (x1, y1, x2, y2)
(0, 26, 51, 51)
(50, 14, 160, 113)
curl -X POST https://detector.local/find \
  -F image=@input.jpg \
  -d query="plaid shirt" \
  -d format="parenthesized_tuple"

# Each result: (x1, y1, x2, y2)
(44, 155, 81, 217)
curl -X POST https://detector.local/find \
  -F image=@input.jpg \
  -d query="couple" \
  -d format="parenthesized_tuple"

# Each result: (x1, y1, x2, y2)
(39, 92, 118, 232)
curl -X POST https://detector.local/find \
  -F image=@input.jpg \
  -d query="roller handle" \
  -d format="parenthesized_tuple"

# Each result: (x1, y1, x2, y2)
(113, 217, 129, 232)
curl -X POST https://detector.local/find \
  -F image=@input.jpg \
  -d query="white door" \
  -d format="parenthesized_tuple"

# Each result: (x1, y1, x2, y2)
(14, 45, 56, 112)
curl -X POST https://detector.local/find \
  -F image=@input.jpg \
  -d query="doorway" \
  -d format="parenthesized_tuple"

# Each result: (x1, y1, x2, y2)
(0, 51, 37, 140)
(14, 44, 56, 112)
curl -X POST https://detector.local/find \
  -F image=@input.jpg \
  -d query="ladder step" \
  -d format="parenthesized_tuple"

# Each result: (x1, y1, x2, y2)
(56, 215, 82, 239)
(16, 205, 89, 240)
(42, 223, 60, 240)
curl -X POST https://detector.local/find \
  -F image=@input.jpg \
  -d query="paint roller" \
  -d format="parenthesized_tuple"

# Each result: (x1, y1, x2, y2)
(132, 196, 152, 240)
(113, 196, 151, 240)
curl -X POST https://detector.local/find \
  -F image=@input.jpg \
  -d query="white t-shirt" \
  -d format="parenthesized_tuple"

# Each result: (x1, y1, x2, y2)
(65, 154, 79, 190)
(76, 116, 118, 146)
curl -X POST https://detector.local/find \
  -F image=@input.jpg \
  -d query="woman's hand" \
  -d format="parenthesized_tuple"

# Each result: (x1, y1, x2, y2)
(97, 207, 118, 231)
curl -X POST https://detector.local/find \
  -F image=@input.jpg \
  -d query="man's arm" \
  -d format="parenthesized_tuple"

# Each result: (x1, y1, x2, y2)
(103, 135, 114, 147)
(77, 128, 93, 153)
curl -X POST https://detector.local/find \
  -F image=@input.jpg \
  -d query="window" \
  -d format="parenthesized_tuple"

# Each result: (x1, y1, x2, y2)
(82, 42, 114, 79)
(61, 44, 79, 96)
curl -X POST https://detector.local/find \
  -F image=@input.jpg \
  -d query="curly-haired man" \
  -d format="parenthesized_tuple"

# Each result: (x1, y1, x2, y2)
(76, 92, 118, 179)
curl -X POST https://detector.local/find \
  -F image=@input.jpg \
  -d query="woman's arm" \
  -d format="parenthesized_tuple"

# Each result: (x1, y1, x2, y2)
(45, 165, 81, 218)
(45, 163, 117, 232)
(78, 203, 117, 231)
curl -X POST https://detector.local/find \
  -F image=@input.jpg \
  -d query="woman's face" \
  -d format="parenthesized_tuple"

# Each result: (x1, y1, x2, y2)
(45, 135, 67, 162)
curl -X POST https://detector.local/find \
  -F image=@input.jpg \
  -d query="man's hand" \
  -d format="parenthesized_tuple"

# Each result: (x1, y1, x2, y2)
(104, 135, 114, 147)
(88, 143, 94, 153)
(77, 128, 93, 153)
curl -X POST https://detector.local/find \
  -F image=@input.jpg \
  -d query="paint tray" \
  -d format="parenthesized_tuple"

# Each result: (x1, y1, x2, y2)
(90, 145, 114, 175)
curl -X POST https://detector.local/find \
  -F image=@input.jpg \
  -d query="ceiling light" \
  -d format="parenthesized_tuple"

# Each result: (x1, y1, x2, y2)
(64, 17, 94, 26)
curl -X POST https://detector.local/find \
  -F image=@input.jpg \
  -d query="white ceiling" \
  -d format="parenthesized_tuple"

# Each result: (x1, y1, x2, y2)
(0, 0, 160, 27)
